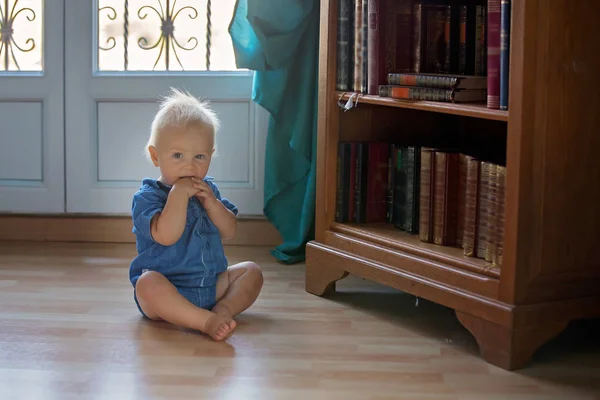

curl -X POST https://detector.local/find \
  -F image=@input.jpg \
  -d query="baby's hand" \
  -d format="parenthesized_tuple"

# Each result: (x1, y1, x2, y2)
(172, 177, 200, 198)
(192, 178, 218, 209)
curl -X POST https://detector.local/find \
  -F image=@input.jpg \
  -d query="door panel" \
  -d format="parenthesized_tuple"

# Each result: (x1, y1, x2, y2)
(0, 0, 64, 213)
(0, 102, 42, 180)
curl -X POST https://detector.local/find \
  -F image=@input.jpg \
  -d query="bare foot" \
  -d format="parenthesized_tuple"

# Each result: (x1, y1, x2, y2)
(204, 312, 237, 341)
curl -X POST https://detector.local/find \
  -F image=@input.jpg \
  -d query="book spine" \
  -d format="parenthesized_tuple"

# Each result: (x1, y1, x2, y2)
(433, 152, 447, 245)
(335, 143, 350, 222)
(456, 153, 469, 247)
(464, 5, 477, 75)
(475, 5, 486, 76)
(412, 2, 423, 72)
(443, 5, 452, 73)
(367, 0, 380, 95)
(493, 165, 506, 266)
(445, 153, 460, 245)
(402, 147, 418, 232)
(381, 0, 412, 80)
(462, 156, 480, 256)
(412, 146, 421, 234)
(365, 142, 388, 222)
(499, 0, 511, 110)
(362, 0, 369, 94)
(444, 5, 460, 74)
(387, 73, 459, 89)
(485, 163, 499, 262)
(386, 143, 395, 223)
(425, 6, 447, 73)
(348, 143, 357, 222)
(458, 5, 467, 74)
(393, 146, 405, 229)
(378, 85, 454, 102)
(476, 161, 492, 259)
(336, 0, 352, 91)
(433, 152, 459, 246)
(419, 148, 434, 242)
(487, 0, 501, 109)
(348, 0, 355, 89)
(378, 0, 388, 94)
(395, 1, 414, 73)
(353, 0, 364, 92)
(354, 143, 369, 223)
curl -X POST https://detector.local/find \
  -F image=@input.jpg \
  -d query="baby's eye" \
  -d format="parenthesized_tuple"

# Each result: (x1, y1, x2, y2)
(195, 154, 205, 160)
(173, 152, 183, 159)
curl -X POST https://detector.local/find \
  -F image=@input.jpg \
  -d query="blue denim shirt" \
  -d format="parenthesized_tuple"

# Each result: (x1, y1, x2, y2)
(129, 177, 238, 289)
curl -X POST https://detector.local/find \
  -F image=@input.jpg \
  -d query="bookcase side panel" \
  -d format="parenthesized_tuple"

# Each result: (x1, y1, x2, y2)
(502, 0, 600, 305)
(316, 0, 341, 242)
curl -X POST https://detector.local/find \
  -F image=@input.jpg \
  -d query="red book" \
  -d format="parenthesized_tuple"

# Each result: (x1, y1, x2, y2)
(348, 143, 357, 222)
(367, 0, 381, 95)
(365, 142, 389, 222)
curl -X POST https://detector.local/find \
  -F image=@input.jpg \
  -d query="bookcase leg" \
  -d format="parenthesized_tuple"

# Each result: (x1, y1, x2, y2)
(456, 311, 569, 370)
(305, 263, 349, 296)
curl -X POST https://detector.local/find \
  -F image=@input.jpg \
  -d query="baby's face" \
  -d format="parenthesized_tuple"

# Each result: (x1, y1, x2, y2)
(149, 123, 215, 186)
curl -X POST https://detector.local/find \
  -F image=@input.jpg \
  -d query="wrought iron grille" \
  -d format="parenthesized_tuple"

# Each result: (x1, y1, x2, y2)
(0, 0, 42, 71)
(98, 0, 235, 72)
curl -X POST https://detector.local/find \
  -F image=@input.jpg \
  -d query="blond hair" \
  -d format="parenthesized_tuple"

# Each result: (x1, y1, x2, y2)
(145, 88, 220, 161)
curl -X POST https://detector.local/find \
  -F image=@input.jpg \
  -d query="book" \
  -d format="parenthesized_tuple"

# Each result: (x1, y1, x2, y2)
(500, 0, 511, 110)
(393, 146, 421, 233)
(367, 0, 381, 95)
(353, 0, 365, 93)
(433, 152, 459, 246)
(378, 85, 487, 103)
(387, 73, 487, 90)
(456, 153, 469, 247)
(419, 148, 435, 242)
(476, 161, 493, 259)
(335, 0, 352, 91)
(487, 0, 501, 109)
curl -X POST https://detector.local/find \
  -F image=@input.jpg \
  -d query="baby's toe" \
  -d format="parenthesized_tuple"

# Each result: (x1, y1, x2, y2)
(216, 327, 229, 340)
(218, 325, 229, 335)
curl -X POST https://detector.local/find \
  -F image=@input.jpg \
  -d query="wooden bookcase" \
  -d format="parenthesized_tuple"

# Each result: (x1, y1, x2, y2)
(305, 0, 600, 370)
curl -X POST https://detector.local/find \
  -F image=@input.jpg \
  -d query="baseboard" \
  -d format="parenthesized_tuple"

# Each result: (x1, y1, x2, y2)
(0, 215, 282, 246)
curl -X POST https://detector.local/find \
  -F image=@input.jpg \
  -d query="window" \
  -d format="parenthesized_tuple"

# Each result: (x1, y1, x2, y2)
(97, 0, 240, 72)
(0, 0, 43, 72)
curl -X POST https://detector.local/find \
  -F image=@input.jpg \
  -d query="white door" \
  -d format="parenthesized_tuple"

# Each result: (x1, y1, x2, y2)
(0, 0, 64, 213)
(65, 0, 266, 215)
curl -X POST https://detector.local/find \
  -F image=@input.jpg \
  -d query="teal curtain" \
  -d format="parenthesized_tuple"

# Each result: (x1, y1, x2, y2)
(229, 0, 320, 264)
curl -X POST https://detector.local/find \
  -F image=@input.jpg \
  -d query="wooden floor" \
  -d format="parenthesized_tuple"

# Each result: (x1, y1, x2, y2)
(0, 242, 599, 400)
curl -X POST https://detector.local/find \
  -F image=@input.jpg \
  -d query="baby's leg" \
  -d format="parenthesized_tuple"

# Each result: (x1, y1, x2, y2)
(212, 261, 264, 318)
(135, 271, 235, 341)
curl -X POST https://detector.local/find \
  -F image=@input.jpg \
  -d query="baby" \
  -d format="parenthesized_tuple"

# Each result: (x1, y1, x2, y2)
(129, 88, 263, 341)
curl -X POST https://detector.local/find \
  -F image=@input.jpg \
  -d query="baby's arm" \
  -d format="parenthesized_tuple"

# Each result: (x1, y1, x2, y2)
(194, 178, 237, 239)
(203, 198, 237, 240)
(151, 178, 198, 245)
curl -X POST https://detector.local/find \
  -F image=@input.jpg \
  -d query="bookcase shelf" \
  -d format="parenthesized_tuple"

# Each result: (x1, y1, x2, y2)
(330, 222, 500, 278)
(306, 0, 600, 372)
(336, 91, 509, 121)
